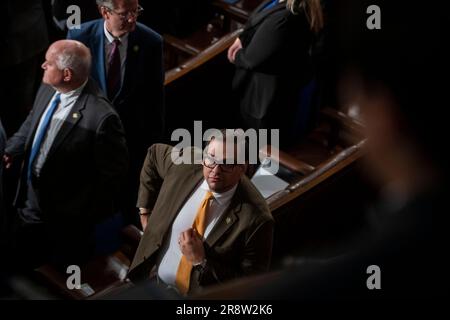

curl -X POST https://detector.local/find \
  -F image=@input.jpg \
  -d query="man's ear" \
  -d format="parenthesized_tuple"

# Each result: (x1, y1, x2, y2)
(63, 68, 73, 82)
(99, 6, 109, 19)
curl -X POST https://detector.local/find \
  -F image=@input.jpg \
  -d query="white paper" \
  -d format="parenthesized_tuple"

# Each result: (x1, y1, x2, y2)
(251, 167, 289, 199)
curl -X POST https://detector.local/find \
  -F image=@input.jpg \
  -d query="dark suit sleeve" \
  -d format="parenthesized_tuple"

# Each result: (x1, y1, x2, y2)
(197, 217, 274, 286)
(136, 143, 175, 210)
(93, 113, 129, 219)
(66, 25, 89, 46)
(5, 110, 34, 157)
(66, 27, 79, 40)
(234, 13, 288, 71)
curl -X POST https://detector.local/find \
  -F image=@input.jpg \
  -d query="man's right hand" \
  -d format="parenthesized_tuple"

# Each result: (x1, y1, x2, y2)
(139, 208, 150, 230)
(3, 154, 13, 169)
(140, 214, 149, 231)
(227, 38, 243, 63)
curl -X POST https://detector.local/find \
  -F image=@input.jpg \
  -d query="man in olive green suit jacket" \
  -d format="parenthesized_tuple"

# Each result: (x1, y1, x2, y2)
(128, 140, 273, 295)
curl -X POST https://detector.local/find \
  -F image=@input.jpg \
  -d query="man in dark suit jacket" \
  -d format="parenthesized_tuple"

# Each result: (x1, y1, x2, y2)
(4, 40, 128, 269)
(128, 135, 273, 296)
(228, 0, 317, 146)
(67, 0, 164, 224)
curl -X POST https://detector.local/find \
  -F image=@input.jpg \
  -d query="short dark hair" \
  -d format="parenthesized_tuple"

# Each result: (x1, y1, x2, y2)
(204, 129, 251, 165)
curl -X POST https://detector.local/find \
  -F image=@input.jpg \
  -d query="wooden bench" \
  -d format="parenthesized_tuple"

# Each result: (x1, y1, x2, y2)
(212, 0, 263, 24)
(163, 11, 234, 71)
(34, 225, 142, 300)
(260, 109, 368, 265)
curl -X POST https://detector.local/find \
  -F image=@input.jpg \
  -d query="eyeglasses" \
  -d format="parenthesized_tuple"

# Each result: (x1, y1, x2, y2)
(203, 154, 239, 173)
(105, 5, 144, 20)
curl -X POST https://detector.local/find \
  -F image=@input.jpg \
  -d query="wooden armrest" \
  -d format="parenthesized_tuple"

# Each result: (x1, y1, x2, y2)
(35, 264, 89, 299)
(165, 29, 242, 85)
(164, 33, 200, 56)
(266, 140, 366, 211)
(34, 226, 141, 300)
(35, 253, 131, 300)
(259, 145, 315, 175)
(320, 107, 365, 134)
(212, 0, 255, 23)
(120, 224, 143, 262)
(121, 224, 143, 247)
(290, 140, 366, 190)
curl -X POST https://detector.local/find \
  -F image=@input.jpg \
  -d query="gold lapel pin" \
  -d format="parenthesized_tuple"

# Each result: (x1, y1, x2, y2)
(133, 45, 139, 52)
(72, 112, 79, 119)
(226, 217, 231, 224)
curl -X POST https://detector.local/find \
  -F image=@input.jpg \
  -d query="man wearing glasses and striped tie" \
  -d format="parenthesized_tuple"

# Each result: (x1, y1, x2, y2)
(128, 131, 274, 296)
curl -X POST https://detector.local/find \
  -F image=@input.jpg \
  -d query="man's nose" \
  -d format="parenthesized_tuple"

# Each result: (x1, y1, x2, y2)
(212, 164, 223, 173)
(127, 15, 137, 23)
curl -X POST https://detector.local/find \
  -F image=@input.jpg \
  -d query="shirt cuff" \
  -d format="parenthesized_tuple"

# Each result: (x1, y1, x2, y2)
(139, 208, 150, 215)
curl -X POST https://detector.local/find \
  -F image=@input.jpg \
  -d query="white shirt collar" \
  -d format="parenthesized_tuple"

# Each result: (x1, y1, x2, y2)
(56, 80, 88, 108)
(199, 179, 238, 205)
(103, 21, 129, 44)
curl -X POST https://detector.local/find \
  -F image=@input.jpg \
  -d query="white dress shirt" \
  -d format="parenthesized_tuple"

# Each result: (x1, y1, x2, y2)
(104, 22, 128, 86)
(157, 180, 238, 287)
(32, 81, 87, 177)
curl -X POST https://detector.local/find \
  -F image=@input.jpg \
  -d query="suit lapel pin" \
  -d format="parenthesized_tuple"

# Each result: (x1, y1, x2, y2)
(226, 217, 231, 224)
(72, 112, 79, 119)
(133, 45, 139, 52)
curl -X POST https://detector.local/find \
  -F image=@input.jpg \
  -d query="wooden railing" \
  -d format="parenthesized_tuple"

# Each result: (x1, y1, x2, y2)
(212, 0, 263, 23)
(165, 29, 242, 85)
(266, 139, 366, 211)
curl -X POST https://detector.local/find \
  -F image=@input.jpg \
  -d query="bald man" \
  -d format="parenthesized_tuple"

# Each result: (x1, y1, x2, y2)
(4, 40, 128, 269)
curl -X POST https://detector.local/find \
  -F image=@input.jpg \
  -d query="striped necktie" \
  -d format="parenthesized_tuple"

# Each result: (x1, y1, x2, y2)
(175, 191, 214, 295)
(107, 39, 121, 100)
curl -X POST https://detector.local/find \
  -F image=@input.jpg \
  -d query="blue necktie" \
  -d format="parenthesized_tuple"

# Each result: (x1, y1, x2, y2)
(263, 0, 279, 10)
(28, 93, 61, 181)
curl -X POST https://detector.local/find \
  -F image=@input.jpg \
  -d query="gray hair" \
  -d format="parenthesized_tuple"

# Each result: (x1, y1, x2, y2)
(96, 0, 115, 10)
(55, 42, 91, 80)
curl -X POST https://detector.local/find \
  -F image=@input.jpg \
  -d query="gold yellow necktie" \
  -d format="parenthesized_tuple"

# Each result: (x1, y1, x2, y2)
(175, 191, 214, 295)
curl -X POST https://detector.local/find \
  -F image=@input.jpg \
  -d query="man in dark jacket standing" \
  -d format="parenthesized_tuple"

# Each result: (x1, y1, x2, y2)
(67, 0, 165, 225)
(4, 40, 128, 270)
